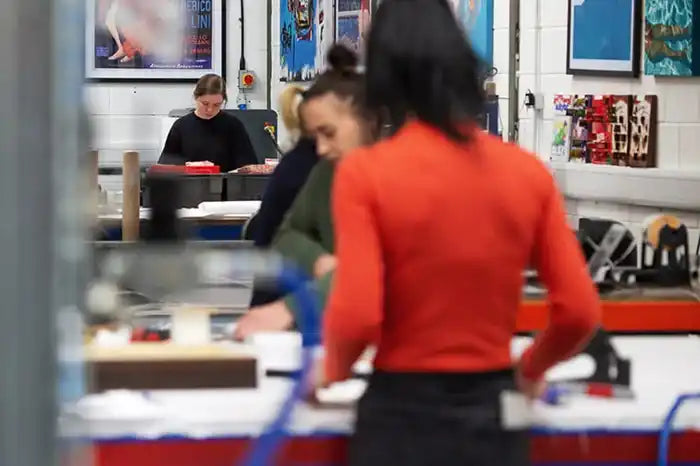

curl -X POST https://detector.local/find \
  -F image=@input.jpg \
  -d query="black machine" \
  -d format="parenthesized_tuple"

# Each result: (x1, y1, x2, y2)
(142, 173, 270, 208)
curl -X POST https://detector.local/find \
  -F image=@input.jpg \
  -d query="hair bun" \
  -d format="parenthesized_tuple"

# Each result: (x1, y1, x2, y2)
(327, 44, 358, 72)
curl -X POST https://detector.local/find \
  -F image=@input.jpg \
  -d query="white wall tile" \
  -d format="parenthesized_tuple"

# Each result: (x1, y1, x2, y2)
(576, 200, 630, 222)
(108, 85, 193, 116)
(540, 0, 568, 27)
(103, 116, 162, 147)
(657, 125, 680, 169)
(679, 125, 700, 169)
(658, 81, 700, 123)
(83, 85, 111, 115)
(520, 2, 536, 30)
(537, 118, 553, 158)
(519, 29, 536, 75)
(493, 0, 510, 30)
(88, 116, 112, 148)
(539, 27, 567, 75)
(492, 29, 510, 76)
(571, 76, 633, 96)
(518, 118, 535, 153)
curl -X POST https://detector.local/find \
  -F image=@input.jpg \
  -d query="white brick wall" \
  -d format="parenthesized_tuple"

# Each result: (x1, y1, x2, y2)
(510, 1, 700, 169)
(494, 0, 700, 234)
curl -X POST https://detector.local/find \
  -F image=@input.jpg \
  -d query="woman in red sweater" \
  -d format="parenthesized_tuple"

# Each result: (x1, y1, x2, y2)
(321, 0, 601, 464)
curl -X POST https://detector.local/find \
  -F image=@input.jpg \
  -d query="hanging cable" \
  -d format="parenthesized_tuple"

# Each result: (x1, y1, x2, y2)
(239, 0, 246, 70)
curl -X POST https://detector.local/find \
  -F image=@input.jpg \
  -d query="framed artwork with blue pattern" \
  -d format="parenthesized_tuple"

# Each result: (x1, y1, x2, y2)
(566, 0, 642, 77)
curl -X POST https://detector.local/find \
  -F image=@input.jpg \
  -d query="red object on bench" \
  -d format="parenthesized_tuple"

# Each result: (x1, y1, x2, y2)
(147, 164, 221, 175)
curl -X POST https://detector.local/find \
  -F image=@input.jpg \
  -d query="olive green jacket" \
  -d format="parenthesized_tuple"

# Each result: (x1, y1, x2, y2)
(272, 159, 336, 320)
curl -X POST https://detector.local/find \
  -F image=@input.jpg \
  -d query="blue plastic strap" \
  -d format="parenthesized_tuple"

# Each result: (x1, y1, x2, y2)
(241, 264, 321, 466)
(657, 392, 700, 466)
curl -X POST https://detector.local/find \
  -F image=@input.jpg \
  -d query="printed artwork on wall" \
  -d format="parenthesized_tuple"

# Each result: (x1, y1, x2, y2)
(447, 0, 494, 65)
(86, 0, 226, 81)
(628, 95, 658, 167)
(315, 0, 335, 72)
(566, 0, 641, 77)
(610, 95, 632, 165)
(550, 94, 658, 168)
(568, 96, 590, 163)
(281, 0, 317, 81)
(336, 0, 370, 60)
(281, 0, 334, 82)
(587, 95, 614, 165)
(644, 0, 700, 76)
(551, 95, 573, 162)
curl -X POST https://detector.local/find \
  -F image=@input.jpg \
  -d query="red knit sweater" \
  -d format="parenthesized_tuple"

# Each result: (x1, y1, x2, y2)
(324, 121, 600, 383)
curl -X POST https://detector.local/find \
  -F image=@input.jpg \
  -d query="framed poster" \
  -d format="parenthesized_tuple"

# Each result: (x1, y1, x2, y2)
(85, 0, 226, 82)
(644, 0, 699, 76)
(335, 0, 370, 61)
(566, 0, 641, 77)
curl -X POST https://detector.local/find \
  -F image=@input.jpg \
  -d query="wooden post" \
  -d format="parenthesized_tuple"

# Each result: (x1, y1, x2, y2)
(122, 151, 140, 241)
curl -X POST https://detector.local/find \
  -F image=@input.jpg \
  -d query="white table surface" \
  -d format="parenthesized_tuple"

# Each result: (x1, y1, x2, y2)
(60, 335, 700, 440)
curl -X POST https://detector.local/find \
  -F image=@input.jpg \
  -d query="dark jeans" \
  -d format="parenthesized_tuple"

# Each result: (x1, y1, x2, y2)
(349, 369, 530, 466)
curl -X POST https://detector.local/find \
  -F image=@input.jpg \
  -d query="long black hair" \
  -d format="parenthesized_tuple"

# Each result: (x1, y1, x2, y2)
(365, 0, 485, 142)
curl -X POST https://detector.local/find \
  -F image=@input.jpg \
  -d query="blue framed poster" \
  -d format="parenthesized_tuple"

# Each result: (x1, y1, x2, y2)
(566, 0, 641, 77)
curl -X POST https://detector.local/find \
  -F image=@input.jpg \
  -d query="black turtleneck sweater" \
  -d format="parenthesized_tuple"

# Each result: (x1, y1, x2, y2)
(159, 111, 257, 172)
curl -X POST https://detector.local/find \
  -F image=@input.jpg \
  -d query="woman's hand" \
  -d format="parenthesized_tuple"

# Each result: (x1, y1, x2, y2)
(233, 300, 294, 341)
(515, 363, 547, 401)
(305, 357, 329, 406)
(313, 254, 337, 278)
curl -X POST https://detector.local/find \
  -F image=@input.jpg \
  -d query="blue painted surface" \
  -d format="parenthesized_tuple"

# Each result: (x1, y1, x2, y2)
(280, 0, 318, 81)
(572, 0, 633, 61)
(457, 0, 494, 65)
(645, 0, 696, 76)
(101, 225, 242, 241)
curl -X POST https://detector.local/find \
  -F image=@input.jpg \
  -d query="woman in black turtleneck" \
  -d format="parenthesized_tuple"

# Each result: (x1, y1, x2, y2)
(159, 74, 257, 172)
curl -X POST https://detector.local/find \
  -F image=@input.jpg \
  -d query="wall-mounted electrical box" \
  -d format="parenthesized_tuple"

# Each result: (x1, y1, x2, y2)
(238, 70, 255, 90)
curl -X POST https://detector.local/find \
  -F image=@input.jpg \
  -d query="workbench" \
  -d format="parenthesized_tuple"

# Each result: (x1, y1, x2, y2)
(62, 298, 700, 466)
(97, 207, 254, 241)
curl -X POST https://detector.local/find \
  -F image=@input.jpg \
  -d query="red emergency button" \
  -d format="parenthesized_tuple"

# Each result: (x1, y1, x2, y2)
(243, 73, 254, 86)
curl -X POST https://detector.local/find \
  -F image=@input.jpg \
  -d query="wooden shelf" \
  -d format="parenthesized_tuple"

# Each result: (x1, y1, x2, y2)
(549, 162, 700, 210)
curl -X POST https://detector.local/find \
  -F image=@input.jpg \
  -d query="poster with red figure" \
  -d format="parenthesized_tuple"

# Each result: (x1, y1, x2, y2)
(86, 0, 225, 81)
